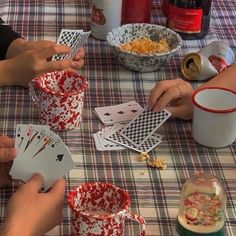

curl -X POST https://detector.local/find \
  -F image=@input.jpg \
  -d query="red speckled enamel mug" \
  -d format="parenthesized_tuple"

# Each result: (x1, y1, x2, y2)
(68, 182, 146, 236)
(29, 71, 88, 130)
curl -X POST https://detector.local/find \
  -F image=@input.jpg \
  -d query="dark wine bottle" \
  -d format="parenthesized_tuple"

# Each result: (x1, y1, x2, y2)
(167, 0, 212, 40)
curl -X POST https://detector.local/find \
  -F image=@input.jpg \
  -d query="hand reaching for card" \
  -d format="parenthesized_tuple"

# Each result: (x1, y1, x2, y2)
(1, 174, 65, 236)
(0, 136, 17, 187)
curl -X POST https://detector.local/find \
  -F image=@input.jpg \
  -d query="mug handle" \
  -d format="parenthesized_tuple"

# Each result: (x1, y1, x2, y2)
(124, 210, 146, 236)
(28, 82, 40, 104)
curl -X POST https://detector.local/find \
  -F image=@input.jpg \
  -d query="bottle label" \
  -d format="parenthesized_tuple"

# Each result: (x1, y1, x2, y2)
(168, 4, 203, 33)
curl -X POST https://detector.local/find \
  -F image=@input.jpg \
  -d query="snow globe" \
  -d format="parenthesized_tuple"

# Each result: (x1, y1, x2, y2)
(176, 172, 226, 236)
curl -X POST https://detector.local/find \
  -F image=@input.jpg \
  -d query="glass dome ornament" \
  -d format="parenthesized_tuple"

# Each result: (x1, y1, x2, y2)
(176, 172, 226, 236)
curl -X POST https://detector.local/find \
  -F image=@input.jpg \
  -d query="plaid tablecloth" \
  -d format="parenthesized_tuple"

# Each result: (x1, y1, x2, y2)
(0, 1, 236, 235)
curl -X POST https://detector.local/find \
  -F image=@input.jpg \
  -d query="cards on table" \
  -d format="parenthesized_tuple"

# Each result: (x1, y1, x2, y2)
(93, 103, 171, 153)
(52, 29, 91, 61)
(10, 124, 75, 191)
(120, 107, 171, 147)
(94, 101, 144, 125)
(93, 124, 126, 151)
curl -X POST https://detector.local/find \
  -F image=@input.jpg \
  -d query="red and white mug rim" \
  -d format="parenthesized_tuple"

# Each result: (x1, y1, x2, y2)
(192, 86, 236, 113)
(32, 71, 88, 97)
(68, 182, 131, 220)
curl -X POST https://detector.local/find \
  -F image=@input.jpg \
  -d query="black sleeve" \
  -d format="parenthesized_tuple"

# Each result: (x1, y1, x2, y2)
(0, 17, 22, 60)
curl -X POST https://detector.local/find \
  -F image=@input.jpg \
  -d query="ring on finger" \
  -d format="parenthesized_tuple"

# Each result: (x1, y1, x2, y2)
(176, 85, 183, 97)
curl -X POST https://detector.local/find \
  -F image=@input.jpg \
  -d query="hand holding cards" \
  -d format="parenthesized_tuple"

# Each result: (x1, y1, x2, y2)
(10, 124, 75, 191)
(52, 29, 91, 61)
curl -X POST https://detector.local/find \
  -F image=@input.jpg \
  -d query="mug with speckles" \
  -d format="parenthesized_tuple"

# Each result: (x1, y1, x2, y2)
(68, 182, 146, 236)
(29, 70, 88, 130)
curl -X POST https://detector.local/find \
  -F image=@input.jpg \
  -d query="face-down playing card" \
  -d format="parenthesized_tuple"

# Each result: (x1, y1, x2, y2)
(107, 128, 163, 153)
(120, 107, 171, 147)
(64, 31, 91, 60)
(52, 29, 77, 61)
(52, 29, 91, 61)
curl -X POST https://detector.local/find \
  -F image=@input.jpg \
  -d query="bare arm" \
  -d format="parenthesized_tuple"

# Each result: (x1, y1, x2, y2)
(148, 63, 236, 120)
(200, 63, 236, 91)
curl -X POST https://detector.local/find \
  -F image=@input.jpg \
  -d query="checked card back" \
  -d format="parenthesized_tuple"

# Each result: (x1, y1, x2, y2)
(120, 107, 171, 147)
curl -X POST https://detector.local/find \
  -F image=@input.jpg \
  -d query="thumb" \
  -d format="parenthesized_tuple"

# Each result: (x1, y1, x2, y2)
(26, 173, 44, 192)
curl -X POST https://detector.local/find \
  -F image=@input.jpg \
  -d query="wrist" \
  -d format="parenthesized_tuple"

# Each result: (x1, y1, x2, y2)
(0, 59, 16, 86)
(0, 220, 32, 236)
(5, 38, 27, 59)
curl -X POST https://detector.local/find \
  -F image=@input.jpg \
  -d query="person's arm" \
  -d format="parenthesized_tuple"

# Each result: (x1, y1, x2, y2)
(148, 63, 236, 120)
(0, 44, 72, 87)
(0, 174, 65, 236)
(0, 18, 23, 60)
(200, 63, 236, 91)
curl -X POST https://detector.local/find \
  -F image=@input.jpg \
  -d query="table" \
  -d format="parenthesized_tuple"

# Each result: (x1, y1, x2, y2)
(0, 0, 235, 235)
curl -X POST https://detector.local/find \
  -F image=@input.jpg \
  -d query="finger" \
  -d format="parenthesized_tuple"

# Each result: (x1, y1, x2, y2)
(26, 40, 56, 50)
(151, 86, 183, 112)
(74, 47, 85, 60)
(38, 45, 71, 60)
(25, 173, 44, 192)
(166, 105, 193, 120)
(0, 148, 17, 162)
(0, 136, 15, 148)
(49, 178, 66, 197)
(71, 59, 84, 69)
(38, 60, 72, 75)
(148, 80, 180, 109)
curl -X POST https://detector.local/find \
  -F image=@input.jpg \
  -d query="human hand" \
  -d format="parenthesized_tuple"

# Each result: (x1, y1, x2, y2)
(148, 78, 194, 120)
(1, 174, 66, 236)
(0, 136, 17, 187)
(71, 47, 85, 70)
(4, 44, 73, 87)
(22, 41, 85, 69)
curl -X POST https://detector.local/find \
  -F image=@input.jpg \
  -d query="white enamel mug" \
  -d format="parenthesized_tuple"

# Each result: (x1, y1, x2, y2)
(192, 87, 236, 148)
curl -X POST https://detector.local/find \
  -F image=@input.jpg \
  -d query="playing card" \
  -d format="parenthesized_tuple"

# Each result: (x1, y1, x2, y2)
(10, 124, 74, 191)
(52, 29, 76, 61)
(107, 130, 163, 153)
(10, 124, 50, 179)
(52, 29, 91, 61)
(120, 107, 171, 147)
(15, 133, 74, 191)
(64, 31, 91, 60)
(93, 124, 126, 151)
(94, 101, 144, 125)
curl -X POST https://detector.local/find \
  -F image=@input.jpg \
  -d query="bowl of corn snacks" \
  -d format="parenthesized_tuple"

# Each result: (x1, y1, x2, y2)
(106, 23, 182, 72)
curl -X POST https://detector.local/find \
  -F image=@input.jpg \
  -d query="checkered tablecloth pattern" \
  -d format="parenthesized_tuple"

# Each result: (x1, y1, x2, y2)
(0, 1, 235, 235)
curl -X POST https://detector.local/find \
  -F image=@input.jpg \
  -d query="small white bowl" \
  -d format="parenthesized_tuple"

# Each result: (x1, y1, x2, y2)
(106, 23, 182, 72)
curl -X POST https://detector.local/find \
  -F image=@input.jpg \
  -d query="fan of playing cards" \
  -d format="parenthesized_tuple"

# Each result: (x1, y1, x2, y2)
(10, 124, 75, 191)
(93, 101, 172, 153)
(52, 29, 91, 61)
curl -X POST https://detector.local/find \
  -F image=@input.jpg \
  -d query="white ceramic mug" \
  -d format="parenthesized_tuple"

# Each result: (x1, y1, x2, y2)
(90, 0, 122, 40)
(192, 87, 236, 148)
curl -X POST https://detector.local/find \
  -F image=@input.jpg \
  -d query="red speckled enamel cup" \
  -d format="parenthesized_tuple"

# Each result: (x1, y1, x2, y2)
(29, 71, 88, 130)
(68, 182, 146, 236)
